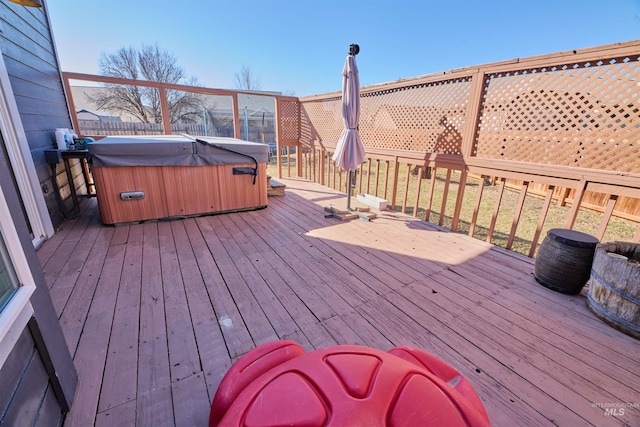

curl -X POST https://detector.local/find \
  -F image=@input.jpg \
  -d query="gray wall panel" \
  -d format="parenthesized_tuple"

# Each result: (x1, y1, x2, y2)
(0, 2, 73, 228)
(0, 2, 76, 419)
(0, 328, 35, 414)
(0, 327, 64, 427)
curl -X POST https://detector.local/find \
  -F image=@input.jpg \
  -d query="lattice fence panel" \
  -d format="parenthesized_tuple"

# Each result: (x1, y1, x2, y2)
(277, 99, 301, 144)
(475, 55, 640, 172)
(301, 78, 472, 153)
(299, 97, 342, 146)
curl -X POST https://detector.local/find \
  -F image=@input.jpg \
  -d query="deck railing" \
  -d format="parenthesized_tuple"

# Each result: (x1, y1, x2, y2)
(293, 40, 640, 255)
(62, 40, 640, 256)
(62, 72, 298, 146)
(62, 71, 302, 187)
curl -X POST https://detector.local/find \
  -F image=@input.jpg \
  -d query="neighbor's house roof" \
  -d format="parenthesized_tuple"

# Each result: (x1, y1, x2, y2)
(76, 109, 122, 122)
(70, 86, 140, 122)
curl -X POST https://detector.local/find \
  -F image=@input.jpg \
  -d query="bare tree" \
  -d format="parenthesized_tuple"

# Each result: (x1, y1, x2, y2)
(88, 43, 204, 124)
(234, 64, 262, 91)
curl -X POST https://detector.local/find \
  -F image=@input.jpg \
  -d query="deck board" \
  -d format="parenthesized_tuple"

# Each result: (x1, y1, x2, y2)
(57, 225, 113, 356)
(98, 224, 142, 413)
(356, 294, 556, 427)
(179, 219, 233, 398)
(162, 221, 202, 382)
(188, 217, 254, 360)
(62, 226, 128, 427)
(393, 282, 600, 425)
(39, 177, 639, 427)
(136, 222, 173, 426)
(201, 215, 280, 347)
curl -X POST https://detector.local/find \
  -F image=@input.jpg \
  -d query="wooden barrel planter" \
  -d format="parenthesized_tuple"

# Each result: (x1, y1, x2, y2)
(534, 229, 599, 294)
(587, 242, 640, 339)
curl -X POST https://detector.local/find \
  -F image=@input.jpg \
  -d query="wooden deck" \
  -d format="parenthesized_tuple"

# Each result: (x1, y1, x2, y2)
(37, 177, 639, 427)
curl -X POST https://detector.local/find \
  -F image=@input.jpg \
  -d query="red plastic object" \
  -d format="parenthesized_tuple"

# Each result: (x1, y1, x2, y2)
(209, 341, 491, 427)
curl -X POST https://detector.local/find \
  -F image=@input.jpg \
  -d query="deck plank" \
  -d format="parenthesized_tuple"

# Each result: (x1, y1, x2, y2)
(171, 372, 211, 427)
(450, 256, 640, 365)
(395, 280, 616, 425)
(56, 225, 113, 356)
(37, 201, 99, 268)
(357, 294, 563, 427)
(190, 216, 254, 359)
(180, 219, 234, 397)
(62, 226, 128, 427)
(418, 271, 640, 393)
(235, 210, 339, 322)
(162, 221, 204, 382)
(216, 214, 298, 338)
(95, 400, 136, 427)
(45, 208, 105, 316)
(202, 214, 279, 347)
(226, 213, 339, 350)
(266, 204, 402, 298)
(98, 224, 142, 413)
(43, 177, 640, 427)
(272, 189, 422, 286)
(136, 222, 173, 426)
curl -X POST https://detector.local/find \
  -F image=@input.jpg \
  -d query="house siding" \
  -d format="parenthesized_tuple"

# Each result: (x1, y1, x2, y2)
(0, 1, 75, 227)
(0, 2, 77, 422)
(0, 148, 76, 422)
(0, 328, 64, 427)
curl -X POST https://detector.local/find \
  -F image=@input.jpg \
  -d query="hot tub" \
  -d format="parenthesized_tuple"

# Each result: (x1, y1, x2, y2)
(88, 135, 269, 225)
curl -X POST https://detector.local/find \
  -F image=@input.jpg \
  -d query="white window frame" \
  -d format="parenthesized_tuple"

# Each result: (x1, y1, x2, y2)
(0, 179, 36, 368)
(0, 51, 55, 248)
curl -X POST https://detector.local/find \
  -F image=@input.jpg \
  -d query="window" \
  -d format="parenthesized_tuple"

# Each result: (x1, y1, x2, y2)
(0, 180, 36, 368)
(0, 235, 18, 312)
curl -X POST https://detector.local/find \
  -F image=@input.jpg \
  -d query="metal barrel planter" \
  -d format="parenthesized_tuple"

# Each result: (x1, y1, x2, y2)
(587, 242, 640, 339)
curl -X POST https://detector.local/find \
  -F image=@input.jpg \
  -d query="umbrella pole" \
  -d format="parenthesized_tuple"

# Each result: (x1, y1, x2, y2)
(346, 170, 352, 210)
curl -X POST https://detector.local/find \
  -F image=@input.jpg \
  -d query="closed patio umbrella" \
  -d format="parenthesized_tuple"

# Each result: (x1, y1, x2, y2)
(332, 44, 364, 210)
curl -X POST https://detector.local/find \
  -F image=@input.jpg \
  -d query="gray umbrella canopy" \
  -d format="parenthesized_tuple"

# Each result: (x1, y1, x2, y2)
(332, 52, 364, 171)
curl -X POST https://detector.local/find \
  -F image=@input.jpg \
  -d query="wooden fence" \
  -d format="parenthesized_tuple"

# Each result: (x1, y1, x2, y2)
(79, 121, 240, 139)
(62, 42, 640, 256)
(291, 40, 640, 255)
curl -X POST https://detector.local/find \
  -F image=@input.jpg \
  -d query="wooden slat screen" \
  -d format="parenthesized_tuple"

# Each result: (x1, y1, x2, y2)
(475, 55, 640, 172)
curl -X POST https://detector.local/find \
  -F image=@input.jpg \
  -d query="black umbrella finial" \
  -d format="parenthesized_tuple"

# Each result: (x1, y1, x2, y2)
(349, 44, 359, 56)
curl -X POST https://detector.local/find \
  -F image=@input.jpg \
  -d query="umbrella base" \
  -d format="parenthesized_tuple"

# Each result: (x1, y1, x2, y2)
(324, 206, 376, 221)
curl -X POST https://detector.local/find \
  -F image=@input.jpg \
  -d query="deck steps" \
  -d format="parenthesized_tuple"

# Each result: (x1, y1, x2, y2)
(267, 176, 286, 197)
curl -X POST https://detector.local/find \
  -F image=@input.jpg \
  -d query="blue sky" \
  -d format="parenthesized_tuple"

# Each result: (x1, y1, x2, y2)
(47, 0, 640, 96)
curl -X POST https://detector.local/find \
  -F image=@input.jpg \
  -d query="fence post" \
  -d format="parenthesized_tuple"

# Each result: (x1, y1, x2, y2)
(461, 70, 486, 161)
(232, 93, 241, 140)
(320, 148, 325, 185)
(158, 86, 171, 134)
(390, 157, 399, 210)
(451, 170, 467, 231)
(565, 178, 587, 229)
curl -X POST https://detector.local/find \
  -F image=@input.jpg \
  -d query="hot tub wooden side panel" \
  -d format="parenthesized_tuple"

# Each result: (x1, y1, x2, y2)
(214, 163, 268, 213)
(162, 165, 223, 218)
(92, 166, 168, 225)
(162, 163, 268, 217)
(92, 163, 268, 225)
